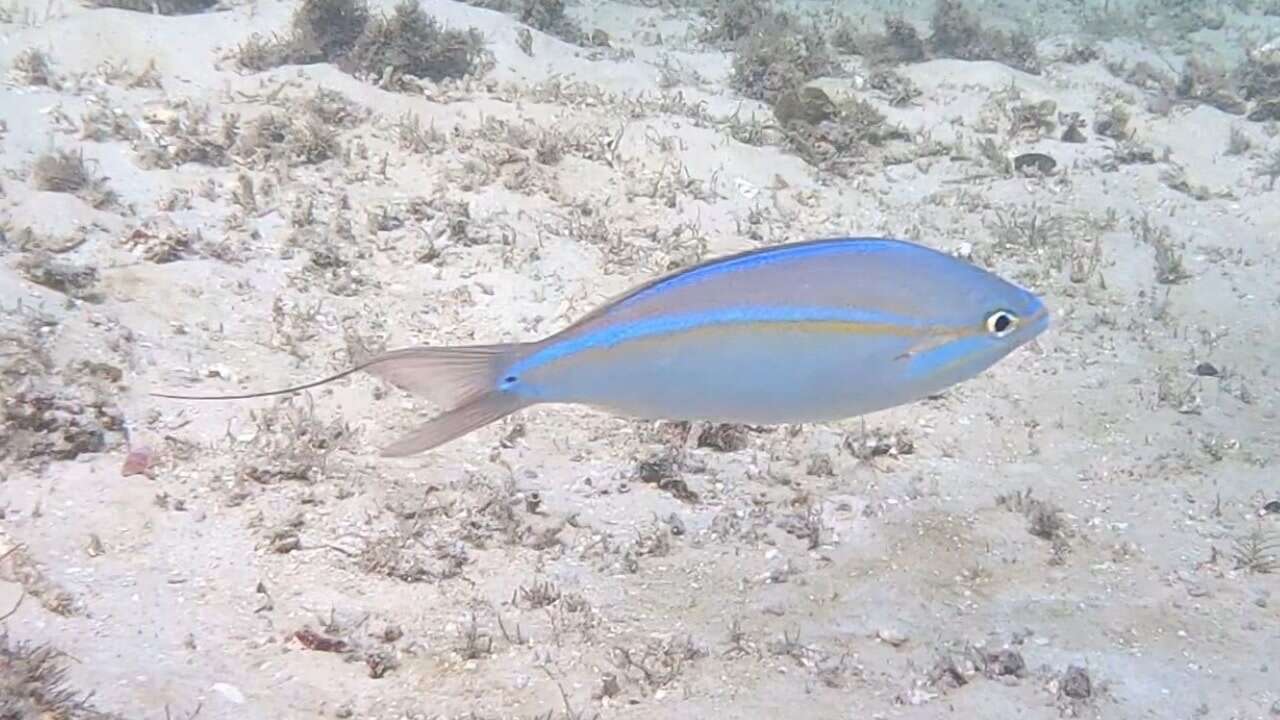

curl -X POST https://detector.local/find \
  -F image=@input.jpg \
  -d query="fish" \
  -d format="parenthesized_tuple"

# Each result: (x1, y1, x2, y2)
(152, 236, 1050, 457)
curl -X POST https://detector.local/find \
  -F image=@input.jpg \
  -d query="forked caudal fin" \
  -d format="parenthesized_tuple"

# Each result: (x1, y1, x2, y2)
(150, 343, 533, 456)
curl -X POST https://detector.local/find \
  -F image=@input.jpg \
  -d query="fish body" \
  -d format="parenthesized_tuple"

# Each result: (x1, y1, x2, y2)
(514, 237, 1046, 422)
(153, 237, 1049, 456)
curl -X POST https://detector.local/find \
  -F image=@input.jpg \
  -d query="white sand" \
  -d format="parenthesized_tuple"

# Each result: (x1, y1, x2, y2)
(2, 0, 1278, 718)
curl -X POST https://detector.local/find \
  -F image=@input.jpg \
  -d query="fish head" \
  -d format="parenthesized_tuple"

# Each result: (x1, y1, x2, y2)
(887, 249, 1050, 392)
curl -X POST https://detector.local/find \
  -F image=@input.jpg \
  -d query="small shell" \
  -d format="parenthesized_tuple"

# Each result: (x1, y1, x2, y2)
(121, 446, 154, 477)
(141, 104, 180, 125)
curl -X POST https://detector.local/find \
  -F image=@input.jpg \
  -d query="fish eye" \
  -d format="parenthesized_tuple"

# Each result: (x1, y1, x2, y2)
(985, 310, 1019, 337)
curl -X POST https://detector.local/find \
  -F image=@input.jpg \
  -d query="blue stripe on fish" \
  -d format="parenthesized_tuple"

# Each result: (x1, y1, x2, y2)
(505, 304, 931, 379)
(603, 237, 891, 315)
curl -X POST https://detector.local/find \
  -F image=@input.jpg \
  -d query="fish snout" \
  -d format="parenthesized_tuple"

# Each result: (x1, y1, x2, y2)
(1023, 303, 1050, 339)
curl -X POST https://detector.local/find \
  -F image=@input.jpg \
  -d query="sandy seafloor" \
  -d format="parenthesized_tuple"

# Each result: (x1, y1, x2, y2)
(1, 0, 1278, 717)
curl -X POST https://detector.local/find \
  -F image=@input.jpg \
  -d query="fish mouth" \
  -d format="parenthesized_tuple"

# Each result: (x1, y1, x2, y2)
(1021, 304, 1050, 340)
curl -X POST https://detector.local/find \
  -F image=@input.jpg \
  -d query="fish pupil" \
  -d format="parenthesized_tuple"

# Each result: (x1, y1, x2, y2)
(502, 375, 518, 385)
(993, 314, 1012, 333)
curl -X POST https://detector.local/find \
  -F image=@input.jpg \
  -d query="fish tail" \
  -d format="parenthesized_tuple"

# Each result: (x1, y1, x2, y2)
(378, 390, 529, 457)
(153, 342, 539, 454)
(363, 343, 535, 456)
(358, 343, 529, 409)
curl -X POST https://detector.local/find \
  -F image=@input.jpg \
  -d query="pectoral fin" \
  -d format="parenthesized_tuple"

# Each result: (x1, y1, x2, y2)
(894, 328, 966, 361)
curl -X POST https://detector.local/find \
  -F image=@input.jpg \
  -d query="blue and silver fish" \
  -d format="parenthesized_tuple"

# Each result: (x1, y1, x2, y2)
(153, 237, 1049, 456)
